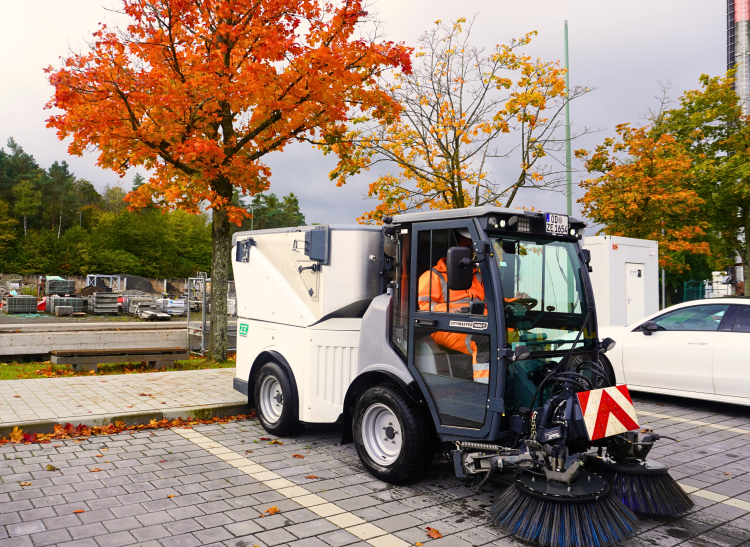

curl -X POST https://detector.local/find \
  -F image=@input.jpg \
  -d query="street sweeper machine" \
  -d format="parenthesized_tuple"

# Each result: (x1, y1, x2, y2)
(232, 206, 693, 547)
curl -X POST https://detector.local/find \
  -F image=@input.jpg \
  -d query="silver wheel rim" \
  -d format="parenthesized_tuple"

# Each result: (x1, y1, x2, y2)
(361, 403, 402, 465)
(259, 375, 283, 424)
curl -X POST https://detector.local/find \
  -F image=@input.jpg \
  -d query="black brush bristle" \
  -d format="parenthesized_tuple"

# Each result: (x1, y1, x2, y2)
(491, 481, 638, 547)
(596, 468, 694, 516)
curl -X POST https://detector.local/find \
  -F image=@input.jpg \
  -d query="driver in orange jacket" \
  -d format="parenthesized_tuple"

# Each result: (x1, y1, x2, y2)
(418, 229, 529, 382)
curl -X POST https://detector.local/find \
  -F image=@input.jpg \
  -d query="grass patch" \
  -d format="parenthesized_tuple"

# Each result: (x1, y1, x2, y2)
(0, 354, 235, 380)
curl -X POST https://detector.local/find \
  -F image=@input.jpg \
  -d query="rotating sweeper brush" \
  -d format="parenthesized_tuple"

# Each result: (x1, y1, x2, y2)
(585, 432, 694, 517)
(462, 357, 691, 547)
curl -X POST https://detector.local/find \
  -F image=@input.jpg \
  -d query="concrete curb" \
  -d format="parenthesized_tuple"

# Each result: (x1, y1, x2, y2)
(0, 402, 252, 437)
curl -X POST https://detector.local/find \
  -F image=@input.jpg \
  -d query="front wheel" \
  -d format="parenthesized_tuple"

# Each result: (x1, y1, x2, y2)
(353, 384, 434, 484)
(254, 362, 299, 436)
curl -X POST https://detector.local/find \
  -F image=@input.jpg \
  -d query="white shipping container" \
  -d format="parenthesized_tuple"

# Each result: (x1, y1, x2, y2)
(583, 235, 659, 327)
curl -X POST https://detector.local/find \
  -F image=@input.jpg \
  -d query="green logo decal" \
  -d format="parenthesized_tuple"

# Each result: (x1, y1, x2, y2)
(239, 323, 249, 337)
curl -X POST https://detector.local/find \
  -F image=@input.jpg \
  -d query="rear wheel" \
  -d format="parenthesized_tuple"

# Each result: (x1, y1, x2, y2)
(353, 384, 434, 484)
(254, 362, 299, 436)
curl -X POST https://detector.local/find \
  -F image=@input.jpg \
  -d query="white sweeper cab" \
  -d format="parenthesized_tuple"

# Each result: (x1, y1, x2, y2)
(231, 207, 692, 547)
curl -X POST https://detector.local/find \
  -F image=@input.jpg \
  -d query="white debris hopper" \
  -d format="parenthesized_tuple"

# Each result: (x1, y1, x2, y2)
(232, 225, 381, 327)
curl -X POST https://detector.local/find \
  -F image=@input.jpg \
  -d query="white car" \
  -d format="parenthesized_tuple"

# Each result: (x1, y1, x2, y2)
(600, 298, 750, 406)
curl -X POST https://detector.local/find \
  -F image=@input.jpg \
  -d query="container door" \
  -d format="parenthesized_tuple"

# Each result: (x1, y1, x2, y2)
(625, 263, 645, 325)
(407, 221, 497, 435)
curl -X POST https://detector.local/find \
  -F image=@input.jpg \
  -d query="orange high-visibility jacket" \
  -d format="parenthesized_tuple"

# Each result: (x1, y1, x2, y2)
(417, 258, 488, 380)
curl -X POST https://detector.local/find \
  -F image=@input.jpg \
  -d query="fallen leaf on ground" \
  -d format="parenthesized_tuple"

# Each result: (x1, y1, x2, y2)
(73, 509, 85, 514)
(101, 448, 108, 451)
(245, 450, 253, 453)
(724, 472, 732, 476)
(45, 465, 59, 472)
(126, 406, 133, 408)
(90, 468, 102, 472)
(416, 543, 423, 546)
(9, 427, 23, 443)
(0, 412, 256, 447)
(640, 429, 653, 433)
(13, 395, 20, 398)
(426, 527, 442, 539)
(305, 475, 319, 479)
(160, 460, 166, 463)
(268, 440, 283, 445)
(259, 437, 270, 441)
(138, 393, 152, 397)
(96, 455, 103, 458)
(292, 454, 304, 459)
(265, 506, 280, 515)
(167, 495, 175, 498)
(19, 482, 31, 486)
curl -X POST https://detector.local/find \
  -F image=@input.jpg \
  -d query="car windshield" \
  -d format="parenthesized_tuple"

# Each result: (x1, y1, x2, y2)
(491, 235, 593, 352)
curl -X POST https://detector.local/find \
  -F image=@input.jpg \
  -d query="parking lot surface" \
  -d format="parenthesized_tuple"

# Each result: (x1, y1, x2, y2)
(0, 392, 749, 547)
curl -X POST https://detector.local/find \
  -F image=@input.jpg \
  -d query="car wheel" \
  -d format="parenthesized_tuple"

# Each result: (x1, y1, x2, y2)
(254, 362, 299, 436)
(353, 383, 434, 484)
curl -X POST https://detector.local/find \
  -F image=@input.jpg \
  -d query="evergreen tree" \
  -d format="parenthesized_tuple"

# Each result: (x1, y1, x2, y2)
(131, 173, 145, 192)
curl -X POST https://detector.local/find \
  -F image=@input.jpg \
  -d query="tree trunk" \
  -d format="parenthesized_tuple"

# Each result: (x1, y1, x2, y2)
(23, 216, 27, 237)
(58, 213, 62, 239)
(208, 189, 232, 362)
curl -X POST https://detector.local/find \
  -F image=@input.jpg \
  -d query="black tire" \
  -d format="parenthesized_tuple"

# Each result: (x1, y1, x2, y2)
(254, 362, 300, 436)
(353, 383, 434, 484)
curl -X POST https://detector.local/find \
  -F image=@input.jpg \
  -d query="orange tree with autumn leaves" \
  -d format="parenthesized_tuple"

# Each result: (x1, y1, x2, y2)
(45, 0, 411, 360)
(579, 74, 750, 296)
(577, 124, 710, 275)
(326, 18, 591, 223)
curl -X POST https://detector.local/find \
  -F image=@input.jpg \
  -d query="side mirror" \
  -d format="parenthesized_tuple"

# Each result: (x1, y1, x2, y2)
(513, 345, 531, 361)
(640, 321, 658, 336)
(446, 246, 474, 291)
(601, 337, 616, 352)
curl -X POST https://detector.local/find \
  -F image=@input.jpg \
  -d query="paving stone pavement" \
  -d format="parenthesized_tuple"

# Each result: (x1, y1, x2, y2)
(0, 369, 245, 424)
(0, 391, 749, 547)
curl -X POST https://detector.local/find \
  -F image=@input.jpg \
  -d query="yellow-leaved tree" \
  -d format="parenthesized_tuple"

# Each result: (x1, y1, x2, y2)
(326, 17, 592, 222)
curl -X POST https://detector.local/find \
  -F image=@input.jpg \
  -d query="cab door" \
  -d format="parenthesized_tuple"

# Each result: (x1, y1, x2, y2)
(407, 221, 498, 436)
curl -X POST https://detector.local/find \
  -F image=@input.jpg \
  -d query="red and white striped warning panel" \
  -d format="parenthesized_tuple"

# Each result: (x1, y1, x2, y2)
(576, 385, 640, 441)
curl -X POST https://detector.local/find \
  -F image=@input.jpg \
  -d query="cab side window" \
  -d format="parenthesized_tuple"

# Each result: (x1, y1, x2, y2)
(391, 230, 410, 357)
(416, 229, 455, 313)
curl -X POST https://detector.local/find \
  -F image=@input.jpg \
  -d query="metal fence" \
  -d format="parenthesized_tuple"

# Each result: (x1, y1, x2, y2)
(683, 281, 734, 302)
(186, 273, 237, 355)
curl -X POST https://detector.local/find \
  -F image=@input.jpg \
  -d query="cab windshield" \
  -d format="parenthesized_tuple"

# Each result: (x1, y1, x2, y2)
(491, 235, 593, 352)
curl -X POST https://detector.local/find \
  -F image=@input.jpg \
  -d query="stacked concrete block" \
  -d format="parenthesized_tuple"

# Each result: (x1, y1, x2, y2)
(3, 295, 38, 314)
(45, 278, 75, 296)
(90, 292, 119, 314)
(46, 296, 83, 314)
(54, 305, 74, 316)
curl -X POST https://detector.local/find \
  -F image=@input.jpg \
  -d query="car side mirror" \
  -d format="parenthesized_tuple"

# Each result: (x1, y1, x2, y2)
(640, 321, 658, 336)
(446, 246, 473, 291)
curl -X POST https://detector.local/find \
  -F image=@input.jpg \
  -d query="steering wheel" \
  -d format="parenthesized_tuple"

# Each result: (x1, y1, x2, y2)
(504, 298, 538, 312)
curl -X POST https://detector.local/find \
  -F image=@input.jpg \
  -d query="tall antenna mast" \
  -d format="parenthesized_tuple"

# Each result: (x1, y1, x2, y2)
(564, 20, 572, 216)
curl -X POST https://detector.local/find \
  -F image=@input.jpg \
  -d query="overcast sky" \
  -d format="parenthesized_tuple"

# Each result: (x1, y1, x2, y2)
(0, 1, 725, 224)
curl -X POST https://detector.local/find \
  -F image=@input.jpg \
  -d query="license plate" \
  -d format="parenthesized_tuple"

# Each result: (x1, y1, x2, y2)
(545, 213, 569, 236)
